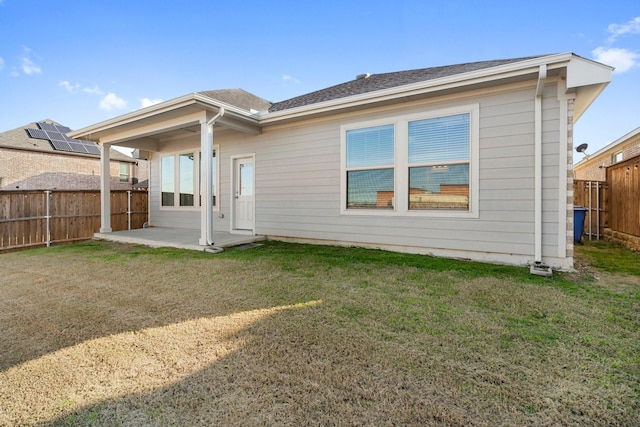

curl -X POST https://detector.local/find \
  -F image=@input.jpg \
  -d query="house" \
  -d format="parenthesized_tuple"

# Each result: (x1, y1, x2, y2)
(71, 53, 612, 270)
(573, 126, 640, 181)
(0, 120, 147, 190)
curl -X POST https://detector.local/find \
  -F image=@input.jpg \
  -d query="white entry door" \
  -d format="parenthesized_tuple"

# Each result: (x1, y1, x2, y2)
(233, 157, 255, 231)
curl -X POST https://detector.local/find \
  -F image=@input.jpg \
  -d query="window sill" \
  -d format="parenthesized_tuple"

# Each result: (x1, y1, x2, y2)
(341, 208, 479, 219)
(159, 206, 220, 212)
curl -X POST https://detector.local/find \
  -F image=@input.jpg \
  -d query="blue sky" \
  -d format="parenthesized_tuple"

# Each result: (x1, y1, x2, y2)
(0, 0, 639, 155)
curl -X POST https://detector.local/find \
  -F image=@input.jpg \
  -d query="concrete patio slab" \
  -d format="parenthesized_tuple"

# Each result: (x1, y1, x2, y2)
(94, 227, 265, 252)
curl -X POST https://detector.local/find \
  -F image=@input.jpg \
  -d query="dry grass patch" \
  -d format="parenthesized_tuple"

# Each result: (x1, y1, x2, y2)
(0, 240, 638, 426)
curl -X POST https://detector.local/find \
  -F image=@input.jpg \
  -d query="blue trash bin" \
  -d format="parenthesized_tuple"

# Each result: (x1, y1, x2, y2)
(573, 206, 588, 243)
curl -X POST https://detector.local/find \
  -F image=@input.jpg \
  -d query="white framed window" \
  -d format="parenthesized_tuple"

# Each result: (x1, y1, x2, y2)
(160, 147, 218, 209)
(345, 124, 395, 209)
(161, 155, 176, 206)
(119, 162, 130, 183)
(340, 104, 479, 218)
(408, 113, 470, 211)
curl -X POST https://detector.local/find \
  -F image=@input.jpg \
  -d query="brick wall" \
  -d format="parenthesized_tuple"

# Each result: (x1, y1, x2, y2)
(0, 147, 141, 190)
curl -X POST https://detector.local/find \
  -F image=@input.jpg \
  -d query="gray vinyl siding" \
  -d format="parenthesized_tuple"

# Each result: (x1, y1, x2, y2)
(147, 80, 567, 266)
(253, 85, 544, 257)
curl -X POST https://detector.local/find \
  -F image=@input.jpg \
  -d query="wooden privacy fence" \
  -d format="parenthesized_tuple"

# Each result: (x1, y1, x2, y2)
(0, 190, 148, 251)
(574, 154, 640, 241)
(607, 156, 640, 237)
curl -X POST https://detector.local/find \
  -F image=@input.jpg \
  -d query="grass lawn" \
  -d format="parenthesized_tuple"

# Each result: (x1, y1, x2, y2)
(0, 240, 638, 426)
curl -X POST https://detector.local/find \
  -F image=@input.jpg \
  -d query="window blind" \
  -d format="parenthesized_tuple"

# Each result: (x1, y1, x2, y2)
(408, 113, 469, 164)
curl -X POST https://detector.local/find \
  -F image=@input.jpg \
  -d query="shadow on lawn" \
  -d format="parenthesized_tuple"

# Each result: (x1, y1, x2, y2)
(0, 242, 303, 372)
(40, 300, 475, 427)
(13, 301, 398, 427)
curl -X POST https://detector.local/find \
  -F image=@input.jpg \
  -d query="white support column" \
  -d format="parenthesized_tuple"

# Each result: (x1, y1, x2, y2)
(199, 118, 214, 245)
(100, 143, 112, 233)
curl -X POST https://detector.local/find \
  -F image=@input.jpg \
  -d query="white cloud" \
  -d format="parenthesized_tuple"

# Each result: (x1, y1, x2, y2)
(607, 16, 640, 42)
(282, 74, 300, 84)
(99, 92, 127, 111)
(0, 57, 4, 70)
(592, 47, 639, 73)
(18, 46, 41, 75)
(59, 80, 80, 93)
(21, 56, 41, 75)
(83, 85, 104, 95)
(141, 98, 163, 108)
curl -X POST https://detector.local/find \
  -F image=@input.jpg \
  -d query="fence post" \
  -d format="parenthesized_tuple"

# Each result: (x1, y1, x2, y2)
(596, 182, 600, 240)
(127, 190, 132, 231)
(45, 190, 51, 247)
(587, 181, 592, 240)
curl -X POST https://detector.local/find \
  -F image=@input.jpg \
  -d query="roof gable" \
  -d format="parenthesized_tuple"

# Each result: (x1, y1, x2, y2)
(198, 89, 271, 112)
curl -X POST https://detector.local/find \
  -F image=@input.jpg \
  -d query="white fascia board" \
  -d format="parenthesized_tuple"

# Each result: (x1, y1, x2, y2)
(70, 94, 201, 138)
(260, 53, 577, 124)
(70, 93, 260, 139)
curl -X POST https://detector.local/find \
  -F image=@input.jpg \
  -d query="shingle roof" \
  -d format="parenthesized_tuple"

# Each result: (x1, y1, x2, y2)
(0, 119, 134, 162)
(198, 89, 271, 112)
(269, 55, 546, 113)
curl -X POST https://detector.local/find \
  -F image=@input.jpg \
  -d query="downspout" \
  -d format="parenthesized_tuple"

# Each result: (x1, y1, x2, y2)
(208, 107, 225, 126)
(203, 107, 225, 249)
(531, 65, 551, 275)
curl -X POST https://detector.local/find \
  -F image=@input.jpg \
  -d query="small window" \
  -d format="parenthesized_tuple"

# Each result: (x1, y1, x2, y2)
(345, 124, 394, 209)
(613, 151, 623, 163)
(119, 162, 130, 183)
(179, 153, 195, 206)
(161, 156, 175, 206)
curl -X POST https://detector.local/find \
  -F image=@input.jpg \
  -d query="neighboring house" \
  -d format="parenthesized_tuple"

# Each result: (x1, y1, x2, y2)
(72, 53, 612, 270)
(573, 126, 640, 181)
(0, 120, 147, 190)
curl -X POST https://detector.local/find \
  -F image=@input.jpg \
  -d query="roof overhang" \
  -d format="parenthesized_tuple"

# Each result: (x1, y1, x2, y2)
(565, 55, 614, 120)
(71, 53, 612, 146)
(70, 93, 262, 148)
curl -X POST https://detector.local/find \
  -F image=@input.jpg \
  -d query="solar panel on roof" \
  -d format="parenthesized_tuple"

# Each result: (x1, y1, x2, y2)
(67, 141, 89, 153)
(83, 144, 101, 155)
(45, 131, 66, 141)
(26, 128, 49, 139)
(37, 122, 58, 132)
(49, 140, 72, 151)
(24, 122, 102, 156)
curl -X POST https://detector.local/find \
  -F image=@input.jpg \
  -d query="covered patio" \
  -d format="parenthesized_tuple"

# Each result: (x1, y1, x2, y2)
(94, 227, 265, 252)
(70, 91, 268, 249)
